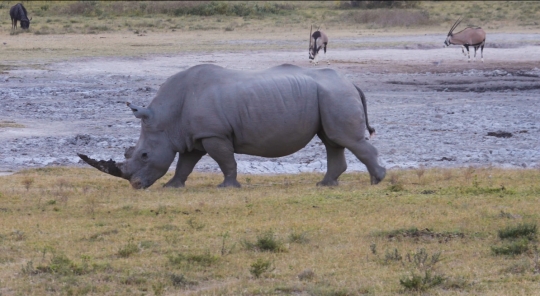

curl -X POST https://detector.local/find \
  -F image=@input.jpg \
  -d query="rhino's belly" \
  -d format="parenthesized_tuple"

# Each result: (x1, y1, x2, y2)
(234, 133, 317, 157)
(232, 118, 319, 158)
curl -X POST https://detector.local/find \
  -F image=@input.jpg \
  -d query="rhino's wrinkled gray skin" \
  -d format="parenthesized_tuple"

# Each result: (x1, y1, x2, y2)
(79, 64, 386, 189)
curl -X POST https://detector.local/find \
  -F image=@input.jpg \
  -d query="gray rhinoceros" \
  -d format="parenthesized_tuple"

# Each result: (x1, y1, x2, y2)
(78, 64, 386, 189)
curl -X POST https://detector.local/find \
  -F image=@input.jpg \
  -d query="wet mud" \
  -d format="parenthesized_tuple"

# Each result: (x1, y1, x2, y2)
(1, 34, 539, 176)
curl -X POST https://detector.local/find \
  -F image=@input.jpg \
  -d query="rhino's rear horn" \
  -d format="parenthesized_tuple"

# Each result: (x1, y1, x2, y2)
(124, 146, 135, 159)
(77, 153, 125, 179)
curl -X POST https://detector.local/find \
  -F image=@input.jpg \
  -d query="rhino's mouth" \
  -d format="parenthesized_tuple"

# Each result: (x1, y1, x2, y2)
(77, 153, 125, 179)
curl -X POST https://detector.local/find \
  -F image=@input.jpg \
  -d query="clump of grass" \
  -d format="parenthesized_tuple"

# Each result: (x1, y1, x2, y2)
(169, 273, 197, 287)
(400, 271, 445, 292)
(298, 269, 315, 281)
(387, 172, 405, 192)
(407, 248, 441, 270)
(0, 120, 24, 128)
(492, 223, 537, 256)
(415, 165, 426, 180)
(498, 223, 537, 241)
(491, 239, 530, 256)
(385, 248, 402, 263)
(117, 239, 139, 258)
(243, 231, 287, 252)
(187, 217, 205, 231)
(250, 258, 273, 278)
(168, 251, 219, 267)
(34, 253, 90, 276)
(288, 230, 309, 244)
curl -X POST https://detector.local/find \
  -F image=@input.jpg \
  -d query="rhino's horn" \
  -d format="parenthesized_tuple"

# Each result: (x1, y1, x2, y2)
(77, 153, 125, 179)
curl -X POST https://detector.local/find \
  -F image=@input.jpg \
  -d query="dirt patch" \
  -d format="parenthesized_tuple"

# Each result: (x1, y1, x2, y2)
(384, 228, 465, 243)
(1, 32, 539, 176)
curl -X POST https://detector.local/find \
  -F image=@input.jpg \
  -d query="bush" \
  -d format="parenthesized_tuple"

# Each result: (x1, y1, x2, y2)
(498, 223, 537, 241)
(243, 231, 287, 252)
(400, 271, 445, 292)
(250, 258, 272, 278)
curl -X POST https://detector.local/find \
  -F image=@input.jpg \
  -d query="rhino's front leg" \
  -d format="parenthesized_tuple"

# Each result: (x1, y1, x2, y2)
(201, 137, 241, 188)
(163, 150, 207, 188)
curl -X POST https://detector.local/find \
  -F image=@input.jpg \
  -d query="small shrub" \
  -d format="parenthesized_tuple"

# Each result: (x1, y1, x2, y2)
(117, 239, 139, 258)
(288, 231, 309, 244)
(415, 165, 425, 179)
(35, 253, 89, 276)
(250, 258, 272, 278)
(400, 271, 445, 292)
(388, 183, 405, 192)
(187, 217, 205, 231)
(385, 248, 402, 263)
(22, 177, 34, 191)
(498, 223, 537, 241)
(244, 231, 286, 252)
(407, 248, 441, 270)
(169, 273, 197, 287)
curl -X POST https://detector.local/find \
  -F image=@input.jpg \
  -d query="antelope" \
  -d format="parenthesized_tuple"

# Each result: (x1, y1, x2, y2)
(309, 25, 329, 65)
(444, 17, 486, 62)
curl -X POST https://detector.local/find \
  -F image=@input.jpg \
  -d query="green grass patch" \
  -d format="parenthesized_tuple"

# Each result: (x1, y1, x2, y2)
(498, 223, 537, 241)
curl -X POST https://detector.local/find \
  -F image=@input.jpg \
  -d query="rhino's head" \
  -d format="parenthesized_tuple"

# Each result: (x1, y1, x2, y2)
(79, 102, 176, 189)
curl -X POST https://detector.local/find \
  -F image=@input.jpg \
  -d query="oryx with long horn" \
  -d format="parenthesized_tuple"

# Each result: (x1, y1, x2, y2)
(309, 25, 329, 65)
(444, 17, 486, 62)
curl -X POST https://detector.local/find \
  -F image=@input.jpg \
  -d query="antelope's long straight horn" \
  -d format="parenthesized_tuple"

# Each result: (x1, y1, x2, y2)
(309, 25, 313, 50)
(448, 17, 462, 35)
(77, 153, 125, 179)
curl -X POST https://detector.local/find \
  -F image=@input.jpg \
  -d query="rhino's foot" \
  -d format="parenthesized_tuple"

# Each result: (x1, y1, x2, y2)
(316, 180, 339, 187)
(163, 179, 185, 188)
(218, 180, 241, 188)
(370, 167, 387, 185)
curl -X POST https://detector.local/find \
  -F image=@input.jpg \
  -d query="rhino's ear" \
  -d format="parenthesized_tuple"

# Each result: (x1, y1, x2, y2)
(126, 102, 152, 120)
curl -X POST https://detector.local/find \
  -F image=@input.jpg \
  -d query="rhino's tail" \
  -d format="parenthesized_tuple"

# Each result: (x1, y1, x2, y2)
(354, 85, 375, 137)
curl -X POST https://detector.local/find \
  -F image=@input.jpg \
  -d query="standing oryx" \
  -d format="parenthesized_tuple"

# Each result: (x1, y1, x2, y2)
(309, 25, 329, 65)
(444, 17, 486, 62)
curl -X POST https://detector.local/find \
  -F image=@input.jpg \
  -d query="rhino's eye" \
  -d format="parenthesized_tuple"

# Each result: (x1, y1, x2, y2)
(142, 153, 148, 159)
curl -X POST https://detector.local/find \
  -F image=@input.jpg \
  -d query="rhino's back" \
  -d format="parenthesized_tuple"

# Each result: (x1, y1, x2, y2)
(151, 64, 355, 157)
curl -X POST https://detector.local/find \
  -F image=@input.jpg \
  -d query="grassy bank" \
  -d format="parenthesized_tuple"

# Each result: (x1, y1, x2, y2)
(1, 167, 539, 295)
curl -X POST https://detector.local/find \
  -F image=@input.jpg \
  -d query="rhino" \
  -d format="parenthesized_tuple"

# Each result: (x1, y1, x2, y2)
(78, 64, 386, 189)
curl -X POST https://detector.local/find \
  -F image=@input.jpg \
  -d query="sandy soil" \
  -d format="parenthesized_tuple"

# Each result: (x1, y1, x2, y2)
(1, 32, 539, 177)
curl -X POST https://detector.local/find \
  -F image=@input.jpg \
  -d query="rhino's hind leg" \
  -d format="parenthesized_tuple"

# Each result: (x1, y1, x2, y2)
(201, 137, 241, 188)
(317, 133, 347, 186)
(346, 139, 386, 184)
(164, 150, 207, 188)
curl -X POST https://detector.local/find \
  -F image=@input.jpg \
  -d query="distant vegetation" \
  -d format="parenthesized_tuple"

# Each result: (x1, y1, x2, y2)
(2, 1, 539, 35)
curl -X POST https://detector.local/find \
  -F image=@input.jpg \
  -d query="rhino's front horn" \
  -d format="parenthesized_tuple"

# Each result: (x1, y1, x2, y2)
(77, 153, 126, 179)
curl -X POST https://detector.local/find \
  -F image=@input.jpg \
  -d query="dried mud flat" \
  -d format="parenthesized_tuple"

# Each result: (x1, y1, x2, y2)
(1, 33, 539, 177)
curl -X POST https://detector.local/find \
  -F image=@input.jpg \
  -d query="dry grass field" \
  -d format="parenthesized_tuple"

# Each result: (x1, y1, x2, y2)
(0, 167, 539, 295)
(1, 1, 540, 295)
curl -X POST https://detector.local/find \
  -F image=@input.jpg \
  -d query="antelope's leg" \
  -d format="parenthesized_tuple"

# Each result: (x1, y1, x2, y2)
(464, 45, 470, 62)
(481, 44, 485, 63)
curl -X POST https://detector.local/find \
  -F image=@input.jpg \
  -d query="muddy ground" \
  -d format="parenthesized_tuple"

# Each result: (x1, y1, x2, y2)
(1, 33, 539, 177)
